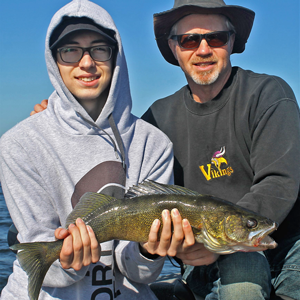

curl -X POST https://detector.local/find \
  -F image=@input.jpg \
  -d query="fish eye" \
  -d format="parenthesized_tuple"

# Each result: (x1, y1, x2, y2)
(246, 218, 258, 229)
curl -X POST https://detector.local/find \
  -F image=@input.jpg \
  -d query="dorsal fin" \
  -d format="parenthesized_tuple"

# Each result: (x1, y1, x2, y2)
(66, 192, 115, 227)
(124, 180, 200, 199)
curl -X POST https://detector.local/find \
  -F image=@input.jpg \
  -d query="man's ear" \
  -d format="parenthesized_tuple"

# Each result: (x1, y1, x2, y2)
(168, 39, 178, 61)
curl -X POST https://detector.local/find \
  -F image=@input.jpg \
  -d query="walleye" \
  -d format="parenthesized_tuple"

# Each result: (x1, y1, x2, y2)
(11, 181, 277, 300)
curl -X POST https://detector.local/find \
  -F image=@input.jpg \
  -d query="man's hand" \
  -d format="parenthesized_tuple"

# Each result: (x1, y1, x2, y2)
(30, 99, 48, 116)
(140, 209, 183, 257)
(55, 218, 101, 270)
(140, 209, 219, 266)
(140, 208, 195, 257)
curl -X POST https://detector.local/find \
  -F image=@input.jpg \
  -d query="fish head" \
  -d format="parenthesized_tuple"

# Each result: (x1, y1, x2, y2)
(223, 212, 278, 252)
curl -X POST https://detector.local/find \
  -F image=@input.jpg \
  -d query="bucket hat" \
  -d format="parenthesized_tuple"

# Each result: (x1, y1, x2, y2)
(154, 0, 255, 65)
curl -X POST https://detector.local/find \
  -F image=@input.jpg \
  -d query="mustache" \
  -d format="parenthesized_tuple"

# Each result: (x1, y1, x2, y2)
(190, 57, 218, 64)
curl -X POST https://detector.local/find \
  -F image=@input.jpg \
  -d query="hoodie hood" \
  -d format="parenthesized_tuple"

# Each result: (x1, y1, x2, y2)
(45, 0, 132, 135)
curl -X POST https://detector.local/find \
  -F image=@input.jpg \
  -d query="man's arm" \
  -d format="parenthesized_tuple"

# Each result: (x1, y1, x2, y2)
(238, 94, 300, 225)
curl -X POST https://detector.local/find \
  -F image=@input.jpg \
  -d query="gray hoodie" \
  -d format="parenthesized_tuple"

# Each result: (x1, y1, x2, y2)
(0, 0, 174, 299)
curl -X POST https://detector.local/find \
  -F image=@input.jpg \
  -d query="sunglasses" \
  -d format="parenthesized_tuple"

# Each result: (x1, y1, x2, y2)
(170, 30, 235, 49)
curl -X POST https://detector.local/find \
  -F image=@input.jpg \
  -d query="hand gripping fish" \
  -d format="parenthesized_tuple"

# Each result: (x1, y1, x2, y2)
(11, 181, 277, 300)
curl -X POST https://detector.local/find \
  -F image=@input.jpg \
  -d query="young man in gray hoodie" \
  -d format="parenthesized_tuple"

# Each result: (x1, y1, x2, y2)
(0, 1, 187, 299)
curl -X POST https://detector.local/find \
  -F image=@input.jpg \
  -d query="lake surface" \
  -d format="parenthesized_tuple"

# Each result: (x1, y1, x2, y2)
(0, 184, 179, 293)
(0, 184, 15, 292)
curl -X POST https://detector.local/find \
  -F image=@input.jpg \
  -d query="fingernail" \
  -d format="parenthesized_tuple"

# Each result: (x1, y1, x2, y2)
(163, 209, 169, 219)
(76, 218, 84, 224)
(69, 223, 75, 229)
(183, 219, 190, 227)
(87, 225, 93, 233)
(57, 230, 65, 239)
(153, 219, 160, 227)
(172, 208, 179, 217)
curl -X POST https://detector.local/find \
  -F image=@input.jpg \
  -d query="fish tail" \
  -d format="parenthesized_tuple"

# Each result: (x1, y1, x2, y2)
(10, 240, 63, 300)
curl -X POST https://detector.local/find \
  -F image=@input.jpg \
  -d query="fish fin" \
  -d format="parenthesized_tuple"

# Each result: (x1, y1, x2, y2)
(10, 240, 63, 300)
(125, 180, 200, 199)
(66, 192, 116, 226)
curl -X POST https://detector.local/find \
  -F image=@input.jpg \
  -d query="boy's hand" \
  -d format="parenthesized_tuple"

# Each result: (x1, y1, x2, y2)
(55, 218, 101, 270)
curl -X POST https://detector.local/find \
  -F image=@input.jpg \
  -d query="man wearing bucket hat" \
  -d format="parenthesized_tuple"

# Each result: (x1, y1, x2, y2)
(141, 0, 300, 300)
(0, 0, 179, 299)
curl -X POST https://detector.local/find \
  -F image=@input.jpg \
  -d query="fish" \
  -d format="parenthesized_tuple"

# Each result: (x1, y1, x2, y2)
(11, 180, 277, 300)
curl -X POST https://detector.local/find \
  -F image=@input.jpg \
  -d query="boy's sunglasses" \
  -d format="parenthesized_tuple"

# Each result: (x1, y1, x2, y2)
(170, 30, 235, 49)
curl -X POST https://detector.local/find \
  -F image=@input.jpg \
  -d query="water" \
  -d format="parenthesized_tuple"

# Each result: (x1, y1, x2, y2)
(0, 184, 15, 292)
(0, 184, 180, 293)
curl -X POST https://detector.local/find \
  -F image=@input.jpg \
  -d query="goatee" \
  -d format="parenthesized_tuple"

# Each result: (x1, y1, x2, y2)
(191, 69, 220, 86)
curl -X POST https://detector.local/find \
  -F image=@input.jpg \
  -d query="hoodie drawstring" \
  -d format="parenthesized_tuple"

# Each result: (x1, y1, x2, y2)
(108, 113, 126, 171)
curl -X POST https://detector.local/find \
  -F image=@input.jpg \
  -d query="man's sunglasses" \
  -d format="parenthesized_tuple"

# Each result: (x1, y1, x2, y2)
(170, 30, 235, 49)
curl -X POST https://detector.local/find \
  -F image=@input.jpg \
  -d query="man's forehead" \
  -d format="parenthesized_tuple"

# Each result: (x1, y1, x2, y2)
(176, 14, 228, 32)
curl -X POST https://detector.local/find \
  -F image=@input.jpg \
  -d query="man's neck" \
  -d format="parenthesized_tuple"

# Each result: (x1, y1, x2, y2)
(77, 89, 109, 121)
(190, 84, 221, 103)
(78, 96, 105, 121)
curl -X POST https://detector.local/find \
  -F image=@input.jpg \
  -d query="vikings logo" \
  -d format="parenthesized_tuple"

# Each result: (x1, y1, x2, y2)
(199, 146, 233, 180)
(211, 147, 228, 172)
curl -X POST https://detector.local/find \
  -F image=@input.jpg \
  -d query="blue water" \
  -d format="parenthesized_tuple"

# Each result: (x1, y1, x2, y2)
(0, 184, 15, 292)
(0, 184, 180, 293)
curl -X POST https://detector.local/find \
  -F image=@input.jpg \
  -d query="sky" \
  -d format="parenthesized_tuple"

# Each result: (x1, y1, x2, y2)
(0, 0, 299, 137)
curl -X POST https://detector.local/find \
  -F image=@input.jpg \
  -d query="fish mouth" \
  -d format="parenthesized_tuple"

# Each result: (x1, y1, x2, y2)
(248, 222, 278, 250)
(229, 226, 277, 253)
(258, 235, 277, 249)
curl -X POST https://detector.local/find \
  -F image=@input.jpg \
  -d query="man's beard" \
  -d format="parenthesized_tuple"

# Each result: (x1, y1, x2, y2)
(190, 68, 220, 86)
